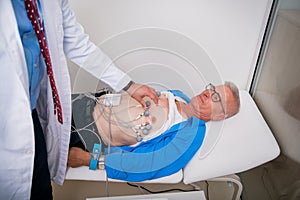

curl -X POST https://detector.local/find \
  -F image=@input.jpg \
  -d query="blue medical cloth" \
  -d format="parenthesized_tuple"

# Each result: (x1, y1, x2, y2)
(105, 90, 206, 182)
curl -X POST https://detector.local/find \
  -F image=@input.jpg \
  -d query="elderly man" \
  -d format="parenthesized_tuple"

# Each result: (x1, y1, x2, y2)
(68, 82, 240, 181)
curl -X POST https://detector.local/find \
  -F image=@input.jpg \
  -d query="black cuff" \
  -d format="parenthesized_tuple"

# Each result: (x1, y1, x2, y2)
(122, 80, 134, 91)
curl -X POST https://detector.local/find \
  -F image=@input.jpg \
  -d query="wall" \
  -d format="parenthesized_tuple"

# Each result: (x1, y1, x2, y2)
(253, 9, 300, 163)
(280, 0, 300, 10)
(67, 0, 272, 94)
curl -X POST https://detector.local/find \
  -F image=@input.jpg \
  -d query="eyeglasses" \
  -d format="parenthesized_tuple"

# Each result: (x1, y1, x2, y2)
(205, 83, 225, 115)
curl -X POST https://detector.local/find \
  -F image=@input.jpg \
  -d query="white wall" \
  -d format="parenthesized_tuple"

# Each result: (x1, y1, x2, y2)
(68, 0, 272, 94)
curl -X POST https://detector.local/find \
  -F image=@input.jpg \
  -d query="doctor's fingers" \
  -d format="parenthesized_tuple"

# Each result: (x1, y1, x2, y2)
(127, 83, 158, 105)
(138, 85, 159, 105)
(139, 85, 158, 107)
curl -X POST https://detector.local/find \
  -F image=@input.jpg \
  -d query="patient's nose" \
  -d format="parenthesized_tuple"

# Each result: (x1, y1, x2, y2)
(203, 90, 211, 99)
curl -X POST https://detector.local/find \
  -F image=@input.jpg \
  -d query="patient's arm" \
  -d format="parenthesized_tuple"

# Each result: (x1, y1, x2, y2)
(68, 147, 91, 167)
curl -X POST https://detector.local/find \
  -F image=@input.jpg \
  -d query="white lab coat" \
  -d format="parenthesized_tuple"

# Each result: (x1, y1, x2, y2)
(0, 0, 130, 199)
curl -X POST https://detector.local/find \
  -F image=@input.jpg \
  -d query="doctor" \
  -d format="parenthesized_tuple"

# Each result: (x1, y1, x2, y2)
(0, 0, 158, 199)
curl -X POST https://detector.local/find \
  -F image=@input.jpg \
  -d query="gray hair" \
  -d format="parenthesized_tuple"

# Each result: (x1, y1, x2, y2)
(224, 81, 240, 118)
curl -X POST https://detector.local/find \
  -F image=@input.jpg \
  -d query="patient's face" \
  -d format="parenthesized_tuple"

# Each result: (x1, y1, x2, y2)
(191, 85, 229, 121)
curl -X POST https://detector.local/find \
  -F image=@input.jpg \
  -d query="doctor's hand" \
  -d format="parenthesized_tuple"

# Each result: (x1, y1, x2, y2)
(126, 82, 159, 108)
(68, 147, 91, 168)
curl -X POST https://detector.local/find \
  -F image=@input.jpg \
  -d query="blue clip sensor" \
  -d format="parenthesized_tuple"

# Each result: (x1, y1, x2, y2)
(89, 143, 101, 170)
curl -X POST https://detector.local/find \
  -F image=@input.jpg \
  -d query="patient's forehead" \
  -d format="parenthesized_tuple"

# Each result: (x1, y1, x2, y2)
(215, 85, 226, 95)
(215, 85, 233, 103)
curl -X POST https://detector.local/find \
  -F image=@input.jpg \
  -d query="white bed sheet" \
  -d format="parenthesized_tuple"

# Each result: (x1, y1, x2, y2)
(65, 165, 183, 184)
(65, 90, 280, 184)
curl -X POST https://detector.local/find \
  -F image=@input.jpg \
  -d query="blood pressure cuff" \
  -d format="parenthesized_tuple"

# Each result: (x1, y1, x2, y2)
(105, 116, 206, 182)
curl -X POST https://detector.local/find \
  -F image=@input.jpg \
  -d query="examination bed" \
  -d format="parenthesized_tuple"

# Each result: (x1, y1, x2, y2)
(66, 90, 280, 196)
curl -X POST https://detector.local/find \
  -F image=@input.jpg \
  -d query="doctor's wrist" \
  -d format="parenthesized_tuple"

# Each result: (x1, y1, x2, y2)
(122, 80, 135, 91)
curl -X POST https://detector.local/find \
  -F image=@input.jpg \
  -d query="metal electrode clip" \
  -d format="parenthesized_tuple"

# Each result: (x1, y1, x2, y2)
(98, 155, 105, 170)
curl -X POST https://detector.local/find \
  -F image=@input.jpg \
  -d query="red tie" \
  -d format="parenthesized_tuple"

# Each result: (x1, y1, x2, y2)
(24, 0, 63, 124)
